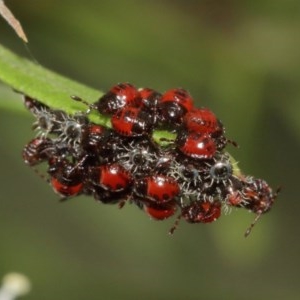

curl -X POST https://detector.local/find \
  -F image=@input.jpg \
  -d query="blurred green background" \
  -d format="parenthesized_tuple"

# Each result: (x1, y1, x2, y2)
(0, 0, 300, 299)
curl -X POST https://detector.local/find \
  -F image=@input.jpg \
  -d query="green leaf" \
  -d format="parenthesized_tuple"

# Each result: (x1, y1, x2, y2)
(0, 43, 111, 127)
(152, 130, 177, 147)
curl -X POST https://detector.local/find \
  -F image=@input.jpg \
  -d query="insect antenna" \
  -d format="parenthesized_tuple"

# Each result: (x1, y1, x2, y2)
(71, 95, 97, 115)
(244, 213, 262, 237)
(169, 214, 182, 235)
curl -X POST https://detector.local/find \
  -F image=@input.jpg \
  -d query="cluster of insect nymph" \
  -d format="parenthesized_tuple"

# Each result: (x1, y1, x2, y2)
(22, 83, 280, 236)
